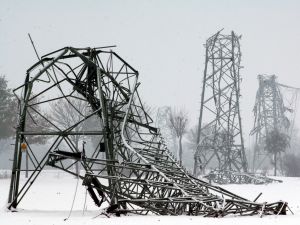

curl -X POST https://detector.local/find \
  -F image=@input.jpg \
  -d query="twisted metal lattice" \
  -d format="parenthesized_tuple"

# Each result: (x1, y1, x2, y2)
(8, 47, 287, 217)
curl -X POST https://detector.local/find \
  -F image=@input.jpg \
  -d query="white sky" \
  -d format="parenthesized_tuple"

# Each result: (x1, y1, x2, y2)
(1, 0, 300, 147)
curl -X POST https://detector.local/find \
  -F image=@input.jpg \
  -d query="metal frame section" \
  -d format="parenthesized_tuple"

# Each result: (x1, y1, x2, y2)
(194, 31, 248, 178)
(204, 170, 282, 185)
(250, 75, 289, 172)
(8, 47, 288, 217)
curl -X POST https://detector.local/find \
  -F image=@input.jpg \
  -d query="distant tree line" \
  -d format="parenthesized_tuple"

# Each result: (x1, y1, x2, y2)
(0, 75, 16, 139)
(0, 75, 48, 144)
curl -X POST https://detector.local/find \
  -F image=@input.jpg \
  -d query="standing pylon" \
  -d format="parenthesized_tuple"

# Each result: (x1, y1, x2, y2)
(250, 75, 290, 173)
(193, 30, 248, 178)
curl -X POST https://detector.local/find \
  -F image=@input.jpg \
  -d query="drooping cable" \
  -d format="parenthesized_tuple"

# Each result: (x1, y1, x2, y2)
(64, 171, 80, 221)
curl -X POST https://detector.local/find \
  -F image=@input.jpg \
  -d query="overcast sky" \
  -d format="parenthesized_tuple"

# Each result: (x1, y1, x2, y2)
(1, 0, 300, 147)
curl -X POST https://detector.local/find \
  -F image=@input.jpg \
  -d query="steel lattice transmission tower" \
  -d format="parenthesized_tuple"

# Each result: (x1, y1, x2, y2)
(250, 75, 290, 172)
(193, 30, 248, 176)
(7, 46, 287, 217)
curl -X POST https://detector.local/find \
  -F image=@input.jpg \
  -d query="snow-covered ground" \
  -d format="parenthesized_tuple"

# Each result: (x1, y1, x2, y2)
(1, 170, 300, 225)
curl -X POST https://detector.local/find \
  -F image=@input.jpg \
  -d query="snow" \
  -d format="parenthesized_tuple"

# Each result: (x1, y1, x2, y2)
(1, 170, 300, 225)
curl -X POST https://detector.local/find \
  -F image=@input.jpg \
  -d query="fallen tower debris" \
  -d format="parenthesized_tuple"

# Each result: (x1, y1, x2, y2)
(8, 47, 288, 217)
(204, 169, 282, 185)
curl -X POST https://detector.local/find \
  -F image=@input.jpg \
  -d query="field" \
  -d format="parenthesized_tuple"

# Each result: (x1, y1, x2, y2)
(1, 171, 300, 225)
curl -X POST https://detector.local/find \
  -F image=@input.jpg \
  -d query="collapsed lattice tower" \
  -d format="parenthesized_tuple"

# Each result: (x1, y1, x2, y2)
(8, 47, 287, 216)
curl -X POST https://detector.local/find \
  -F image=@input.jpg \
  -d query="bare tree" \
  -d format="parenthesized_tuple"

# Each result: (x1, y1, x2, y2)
(155, 106, 178, 155)
(186, 125, 198, 152)
(49, 95, 89, 175)
(167, 108, 188, 166)
(188, 124, 213, 175)
(265, 129, 290, 176)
